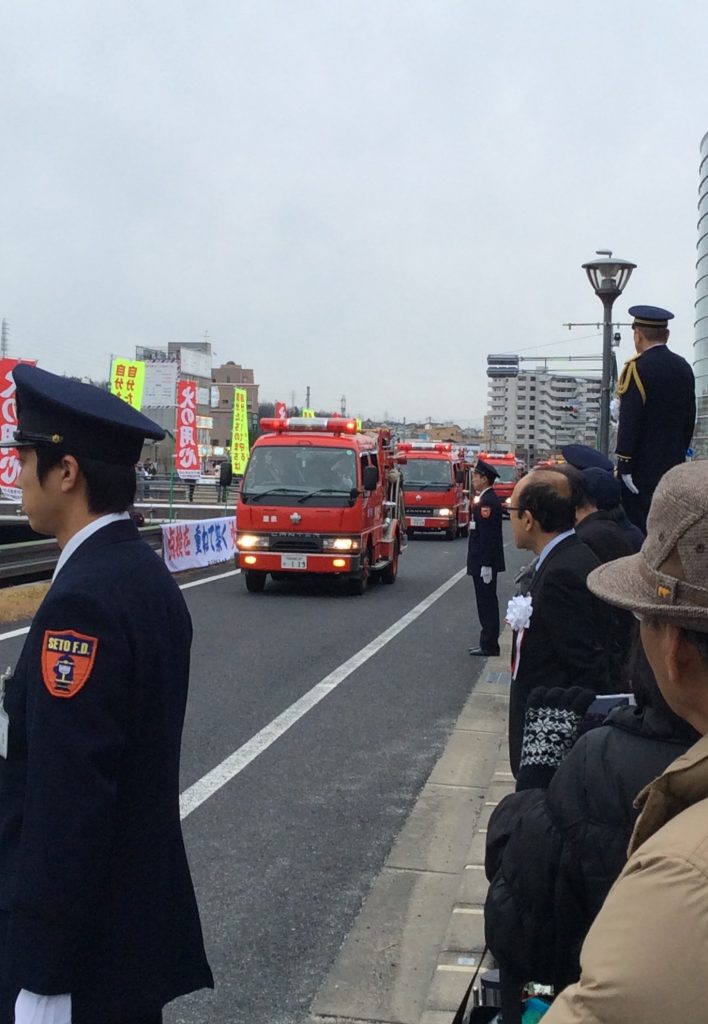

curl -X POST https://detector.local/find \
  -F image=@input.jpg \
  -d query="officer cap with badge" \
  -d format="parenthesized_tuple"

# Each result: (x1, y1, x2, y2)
(0, 364, 164, 464)
(628, 304, 674, 329)
(475, 458, 499, 482)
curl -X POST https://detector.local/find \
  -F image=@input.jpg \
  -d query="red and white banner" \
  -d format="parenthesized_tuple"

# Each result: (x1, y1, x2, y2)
(161, 516, 237, 572)
(275, 401, 287, 420)
(0, 358, 35, 502)
(175, 380, 201, 479)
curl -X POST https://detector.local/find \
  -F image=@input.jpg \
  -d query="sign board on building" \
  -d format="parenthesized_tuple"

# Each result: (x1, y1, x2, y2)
(143, 361, 178, 407)
(179, 348, 211, 380)
(197, 386, 210, 406)
(210, 386, 220, 409)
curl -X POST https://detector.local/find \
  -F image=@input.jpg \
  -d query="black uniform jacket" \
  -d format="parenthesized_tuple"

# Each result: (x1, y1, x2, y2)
(467, 488, 505, 574)
(616, 344, 695, 488)
(0, 520, 213, 1023)
(509, 535, 609, 773)
(485, 705, 699, 991)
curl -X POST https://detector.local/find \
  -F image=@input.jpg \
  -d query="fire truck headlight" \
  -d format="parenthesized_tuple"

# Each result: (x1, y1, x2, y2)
(237, 534, 269, 550)
(437, 508, 453, 517)
(323, 537, 358, 551)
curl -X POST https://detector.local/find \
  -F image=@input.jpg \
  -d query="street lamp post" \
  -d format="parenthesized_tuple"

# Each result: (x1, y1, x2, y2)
(582, 251, 636, 456)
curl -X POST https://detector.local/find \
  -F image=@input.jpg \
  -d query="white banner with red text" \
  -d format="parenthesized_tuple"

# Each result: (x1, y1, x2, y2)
(161, 516, 238, 572)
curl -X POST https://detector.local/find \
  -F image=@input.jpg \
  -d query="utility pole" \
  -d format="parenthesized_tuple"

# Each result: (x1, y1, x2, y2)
(340, 394, 347, 416)
(305, 385, 311, 409)
(1, 319, 9, 358)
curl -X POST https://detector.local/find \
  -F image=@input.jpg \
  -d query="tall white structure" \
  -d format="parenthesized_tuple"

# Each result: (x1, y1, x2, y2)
(487, 368, 601, 461)
(695, 130, 708, 455)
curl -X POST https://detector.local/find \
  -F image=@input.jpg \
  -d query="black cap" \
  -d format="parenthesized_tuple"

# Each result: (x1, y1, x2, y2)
(628, 304, 674, 328)
(561, 444, 613, 473)
(475, 458, 499, 482)
(1, 364, 165, 466)
(582, 467, 621, 510)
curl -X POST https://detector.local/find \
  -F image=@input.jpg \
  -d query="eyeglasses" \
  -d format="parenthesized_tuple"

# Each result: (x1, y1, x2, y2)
(505, 505, 523, 513)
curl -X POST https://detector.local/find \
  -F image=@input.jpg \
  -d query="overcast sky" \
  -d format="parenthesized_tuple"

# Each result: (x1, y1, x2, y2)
(2, 0, 707, 424)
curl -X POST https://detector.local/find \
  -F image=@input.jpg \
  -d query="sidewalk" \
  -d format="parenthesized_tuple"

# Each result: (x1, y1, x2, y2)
(306, 633, 514, 1024)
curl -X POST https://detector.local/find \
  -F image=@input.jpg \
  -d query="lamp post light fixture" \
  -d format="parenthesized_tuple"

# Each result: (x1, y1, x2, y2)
(582, 250, 636, 455)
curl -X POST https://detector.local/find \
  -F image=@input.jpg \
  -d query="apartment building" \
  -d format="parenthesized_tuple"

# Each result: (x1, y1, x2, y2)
(487, 369, 601, 461)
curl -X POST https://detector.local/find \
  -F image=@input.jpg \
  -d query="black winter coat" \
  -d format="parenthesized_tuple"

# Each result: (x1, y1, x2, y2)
(484, 704, 698, 992)
(0, 520, 213, 1023)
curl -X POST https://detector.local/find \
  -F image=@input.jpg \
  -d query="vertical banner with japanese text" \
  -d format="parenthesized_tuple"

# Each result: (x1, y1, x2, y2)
(275, 401, 287, 420)
(231, 388, 249, 475)
(175, 380, 201, 479)
(0, 358, 36, 502)
(110, 357, 146, 409)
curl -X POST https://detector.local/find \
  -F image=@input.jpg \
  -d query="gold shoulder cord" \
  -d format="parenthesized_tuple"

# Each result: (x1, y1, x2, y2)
(617, 356, 646, 403)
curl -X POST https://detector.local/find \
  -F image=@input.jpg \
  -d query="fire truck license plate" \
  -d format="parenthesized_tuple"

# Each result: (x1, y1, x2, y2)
(281, 555, 307, 570)
(410, 517, 426, 526)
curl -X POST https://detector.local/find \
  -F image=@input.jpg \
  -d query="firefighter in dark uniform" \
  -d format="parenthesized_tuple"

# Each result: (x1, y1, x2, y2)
(0, 365, 213, 1024)
(616, 304, 695, 533)
(467, 458, 506, 656)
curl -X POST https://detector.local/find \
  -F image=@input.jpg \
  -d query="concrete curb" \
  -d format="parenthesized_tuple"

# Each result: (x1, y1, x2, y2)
(306, 633, 513, 1024)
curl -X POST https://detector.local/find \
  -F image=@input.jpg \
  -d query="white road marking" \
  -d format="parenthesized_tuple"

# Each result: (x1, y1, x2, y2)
(0, 567, 242, 642)
(179, 566, 468, 820)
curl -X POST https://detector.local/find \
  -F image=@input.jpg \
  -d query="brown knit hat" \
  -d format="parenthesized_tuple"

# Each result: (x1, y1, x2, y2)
(588, 461, 708, 632)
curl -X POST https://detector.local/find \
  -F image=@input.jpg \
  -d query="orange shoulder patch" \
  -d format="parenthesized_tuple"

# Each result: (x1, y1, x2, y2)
(41, 630, 99, 699)
(481, 506, 492, 519)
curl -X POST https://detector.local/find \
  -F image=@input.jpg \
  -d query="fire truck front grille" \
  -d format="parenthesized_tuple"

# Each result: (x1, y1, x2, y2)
(271, 536, 322, 553)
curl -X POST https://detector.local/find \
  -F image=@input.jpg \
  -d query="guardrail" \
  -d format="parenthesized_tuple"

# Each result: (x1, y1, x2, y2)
(0, 526, 164, 587)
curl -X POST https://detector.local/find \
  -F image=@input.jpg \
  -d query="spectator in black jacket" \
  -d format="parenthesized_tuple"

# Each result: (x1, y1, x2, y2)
(484, 644, 698, 993)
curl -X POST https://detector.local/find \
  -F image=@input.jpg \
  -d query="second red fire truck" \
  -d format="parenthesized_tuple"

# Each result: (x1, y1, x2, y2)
(396, 441, 472, 539)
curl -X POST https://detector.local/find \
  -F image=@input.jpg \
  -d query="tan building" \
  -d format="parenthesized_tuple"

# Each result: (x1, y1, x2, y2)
(211, 362, 259, 449)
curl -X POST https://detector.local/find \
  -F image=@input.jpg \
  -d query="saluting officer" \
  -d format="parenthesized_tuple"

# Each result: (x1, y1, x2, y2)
(0, 366, 213, 1024)
(616, 304, 695, 533)
(467, 459, 506, 657)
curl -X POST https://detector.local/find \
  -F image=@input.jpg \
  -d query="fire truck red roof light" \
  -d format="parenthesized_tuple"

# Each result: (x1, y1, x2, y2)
(260, 417, 358, 434)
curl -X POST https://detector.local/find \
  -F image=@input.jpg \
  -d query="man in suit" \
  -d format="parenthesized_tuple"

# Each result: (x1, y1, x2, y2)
(616, 304, 695, 532)
(468, 458, 506, 657)
(506, 470, 609, 776)
(0, 365, 213, 1024)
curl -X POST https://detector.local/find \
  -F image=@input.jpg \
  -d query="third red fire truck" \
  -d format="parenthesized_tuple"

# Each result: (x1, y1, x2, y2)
(396, 441, 472, 539)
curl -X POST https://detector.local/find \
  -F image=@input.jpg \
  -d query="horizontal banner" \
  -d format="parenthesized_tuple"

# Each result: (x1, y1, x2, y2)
(162, 516, 237, 573)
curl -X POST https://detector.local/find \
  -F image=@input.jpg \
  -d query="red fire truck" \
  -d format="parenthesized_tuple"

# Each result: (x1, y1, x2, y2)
(476, 451, 524, 512)
(235, 417, 406, 594)
(396, 441, 472, 539)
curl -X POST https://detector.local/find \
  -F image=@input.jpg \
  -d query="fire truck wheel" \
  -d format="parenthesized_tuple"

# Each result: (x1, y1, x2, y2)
(381, 540, 399, 585)
(444, 526, 456, 541)
(349, 547, 371, 596)
(244, 570, 267, 593)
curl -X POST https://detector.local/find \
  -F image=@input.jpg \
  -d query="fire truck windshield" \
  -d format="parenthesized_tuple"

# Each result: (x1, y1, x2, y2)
(401, 458, 452, 488)
(493, 464, 517, 483)
(242, 445, 358, 499)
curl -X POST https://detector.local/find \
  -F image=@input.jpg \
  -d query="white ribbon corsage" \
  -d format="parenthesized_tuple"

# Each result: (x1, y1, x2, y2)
(506, 595, 533, 680)
(506, 594, 533, 632)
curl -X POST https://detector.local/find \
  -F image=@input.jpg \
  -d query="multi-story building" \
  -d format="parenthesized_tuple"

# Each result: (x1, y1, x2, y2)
(210, 362, 259, 451)
(695, 130, 708, 455)
(487, 368, 601, 462)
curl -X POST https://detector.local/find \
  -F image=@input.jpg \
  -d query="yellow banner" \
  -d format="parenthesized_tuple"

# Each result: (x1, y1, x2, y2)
(302, 408, 315, 418)
(110, 358, 145, 409)
(231, 388, 250, 474)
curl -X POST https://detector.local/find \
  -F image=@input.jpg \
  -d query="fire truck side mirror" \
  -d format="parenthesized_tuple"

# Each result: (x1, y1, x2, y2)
(362, 465, 379, 492)
(455, 469, 464, 484)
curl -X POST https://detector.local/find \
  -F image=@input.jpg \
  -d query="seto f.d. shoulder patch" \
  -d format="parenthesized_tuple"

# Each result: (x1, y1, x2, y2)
(41, 630, 99, 698)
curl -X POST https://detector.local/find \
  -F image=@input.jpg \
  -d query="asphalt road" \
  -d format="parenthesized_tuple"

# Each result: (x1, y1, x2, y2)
(0, 526, 528, 1024)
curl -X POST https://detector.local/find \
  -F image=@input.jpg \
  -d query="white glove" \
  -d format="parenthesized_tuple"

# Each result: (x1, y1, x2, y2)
(621, 473, 639, 495)
(481, 566, 493, 585)
(15, 991, 71, 1024)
